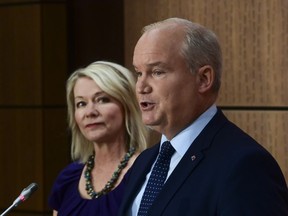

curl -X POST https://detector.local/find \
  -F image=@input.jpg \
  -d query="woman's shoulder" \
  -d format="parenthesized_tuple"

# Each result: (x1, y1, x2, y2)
(54, 162, 84, 187)
(60, 162, 84, 176)
(51, 162, 84, 194)
(48, 162, 85, 209)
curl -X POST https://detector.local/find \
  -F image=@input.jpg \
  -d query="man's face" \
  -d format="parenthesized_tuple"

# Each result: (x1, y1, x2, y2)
(133, 27, 202, 139)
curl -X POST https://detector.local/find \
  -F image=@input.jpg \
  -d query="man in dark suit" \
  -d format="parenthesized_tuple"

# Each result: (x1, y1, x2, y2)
(119, 17, 288, 215)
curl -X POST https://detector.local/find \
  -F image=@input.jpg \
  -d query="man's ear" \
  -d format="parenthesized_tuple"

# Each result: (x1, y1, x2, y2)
(197, 65, 215, 93)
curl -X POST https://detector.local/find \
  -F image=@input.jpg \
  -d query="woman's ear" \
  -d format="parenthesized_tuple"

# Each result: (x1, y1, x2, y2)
(197, 65, 215, 93)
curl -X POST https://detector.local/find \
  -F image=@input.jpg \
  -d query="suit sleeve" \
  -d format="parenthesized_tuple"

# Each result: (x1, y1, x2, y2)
(218, 149, 288, 215)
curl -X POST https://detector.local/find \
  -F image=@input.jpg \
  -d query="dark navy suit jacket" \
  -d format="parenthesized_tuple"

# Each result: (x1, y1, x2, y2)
(118, 109, 288, 215)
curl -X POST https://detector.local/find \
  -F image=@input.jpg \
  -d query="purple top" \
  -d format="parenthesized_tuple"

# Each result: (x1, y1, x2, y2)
(48, 162, 126, 216)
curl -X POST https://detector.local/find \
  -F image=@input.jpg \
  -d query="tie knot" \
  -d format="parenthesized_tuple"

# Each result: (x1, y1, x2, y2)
(160, 141, 175, 158)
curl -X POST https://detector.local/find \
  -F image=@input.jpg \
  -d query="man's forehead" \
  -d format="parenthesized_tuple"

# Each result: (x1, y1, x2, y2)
(133, 60, 165, 69)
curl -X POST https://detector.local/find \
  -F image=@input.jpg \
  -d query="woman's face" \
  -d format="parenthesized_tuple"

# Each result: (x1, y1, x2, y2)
(73, 77, 125, 144)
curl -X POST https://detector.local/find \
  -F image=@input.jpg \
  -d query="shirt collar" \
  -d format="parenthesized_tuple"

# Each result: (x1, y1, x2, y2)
(160, 104, 217, 157)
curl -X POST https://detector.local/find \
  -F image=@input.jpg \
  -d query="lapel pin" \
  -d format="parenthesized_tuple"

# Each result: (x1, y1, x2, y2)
(191, 155, 196, 161)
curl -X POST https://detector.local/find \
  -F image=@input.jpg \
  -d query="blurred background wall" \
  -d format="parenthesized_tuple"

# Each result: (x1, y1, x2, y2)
(0, 0, 287, 215)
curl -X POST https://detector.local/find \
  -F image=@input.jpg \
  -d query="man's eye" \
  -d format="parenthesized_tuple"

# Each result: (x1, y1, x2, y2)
(152, 71, 165, 77)
(135, 71, 142, 77)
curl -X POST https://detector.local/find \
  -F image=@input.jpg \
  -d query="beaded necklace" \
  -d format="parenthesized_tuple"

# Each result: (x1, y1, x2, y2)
(84, 147, 135, 199)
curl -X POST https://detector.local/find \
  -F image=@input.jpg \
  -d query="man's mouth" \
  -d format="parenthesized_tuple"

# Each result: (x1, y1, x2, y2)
(140, 102, 155, 110)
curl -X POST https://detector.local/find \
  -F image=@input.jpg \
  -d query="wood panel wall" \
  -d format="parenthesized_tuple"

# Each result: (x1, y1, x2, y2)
(0, 1, 125, 215)
(124, 0, 288, 182)
(0, 1, 69, 215)
(1, 0, 287, 215)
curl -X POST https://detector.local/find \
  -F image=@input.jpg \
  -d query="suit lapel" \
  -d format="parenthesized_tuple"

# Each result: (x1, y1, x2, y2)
(120, 144, 160, 214)
(148, 109, 228, 215)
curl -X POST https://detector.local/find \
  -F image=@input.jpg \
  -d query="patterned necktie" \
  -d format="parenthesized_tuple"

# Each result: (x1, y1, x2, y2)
(137, 141, 175, 216)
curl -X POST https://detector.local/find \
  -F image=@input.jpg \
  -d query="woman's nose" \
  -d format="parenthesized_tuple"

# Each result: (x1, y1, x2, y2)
(85, 103, 99, 118)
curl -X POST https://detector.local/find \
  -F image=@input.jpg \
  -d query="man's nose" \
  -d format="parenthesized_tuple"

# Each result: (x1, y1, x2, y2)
(136, 76, 152, 94)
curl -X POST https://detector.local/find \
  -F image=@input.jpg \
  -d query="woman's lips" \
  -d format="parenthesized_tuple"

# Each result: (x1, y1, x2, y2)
(85, 123, 100, 128)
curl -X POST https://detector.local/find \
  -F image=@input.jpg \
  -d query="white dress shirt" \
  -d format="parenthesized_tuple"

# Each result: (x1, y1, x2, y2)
(129, 105, 217, 216)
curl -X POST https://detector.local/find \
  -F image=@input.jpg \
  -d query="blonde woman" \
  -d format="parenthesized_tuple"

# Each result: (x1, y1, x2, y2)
(49, 61, 147, 216)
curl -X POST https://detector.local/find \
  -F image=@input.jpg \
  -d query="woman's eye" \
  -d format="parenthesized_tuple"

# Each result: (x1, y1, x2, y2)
(97, 97, 110, 103)
(75, 101, 86, 108)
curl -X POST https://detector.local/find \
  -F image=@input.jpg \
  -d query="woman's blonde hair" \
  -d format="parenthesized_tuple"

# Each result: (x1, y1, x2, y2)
(66, 61, 148, 163)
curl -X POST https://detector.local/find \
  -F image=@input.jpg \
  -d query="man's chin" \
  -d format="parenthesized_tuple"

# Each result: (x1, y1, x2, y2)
(143, 120, 162, 131)
(142, 114, 162, 126)
(142, 117, 157, 126)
